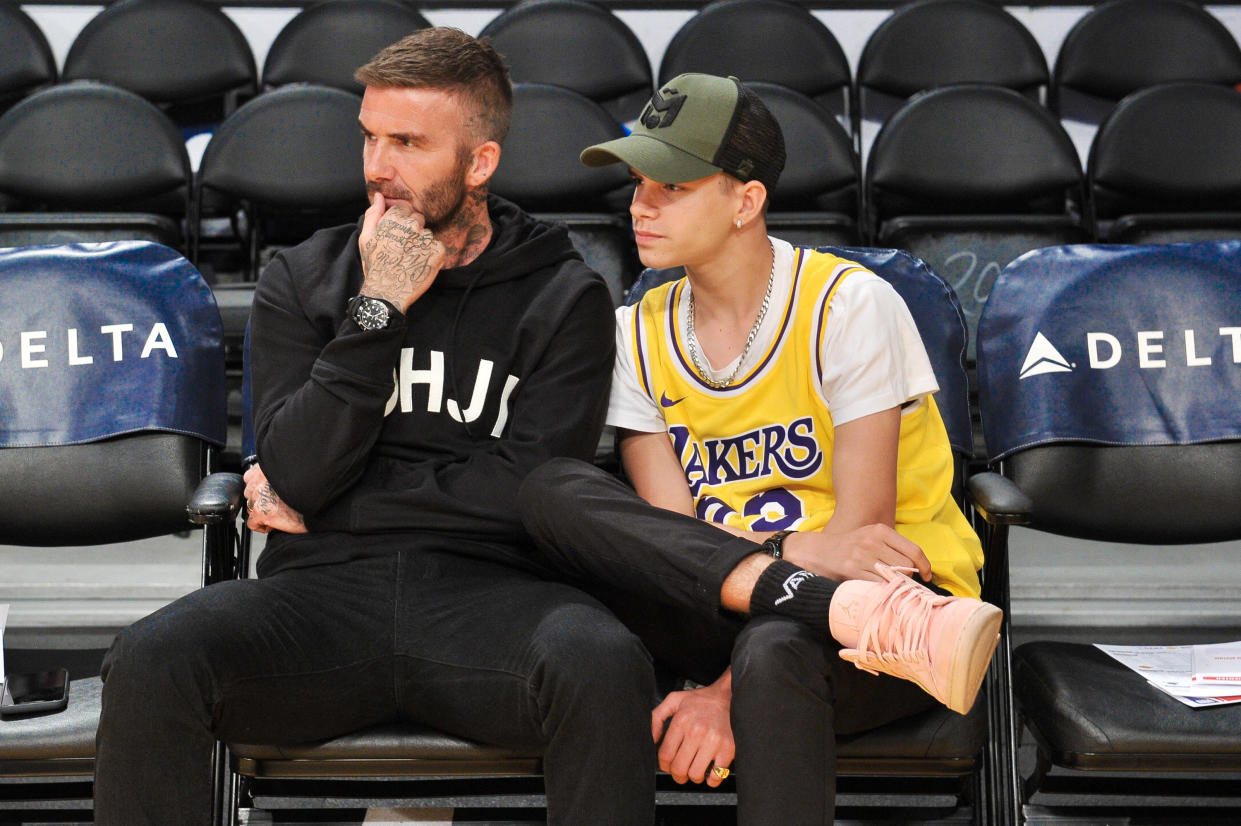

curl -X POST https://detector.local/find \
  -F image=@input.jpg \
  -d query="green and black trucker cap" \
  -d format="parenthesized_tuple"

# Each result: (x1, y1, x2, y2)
(580, 73, 785, 192)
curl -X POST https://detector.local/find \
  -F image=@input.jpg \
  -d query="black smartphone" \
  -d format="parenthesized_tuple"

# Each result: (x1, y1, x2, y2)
(0, 668, 70, 716)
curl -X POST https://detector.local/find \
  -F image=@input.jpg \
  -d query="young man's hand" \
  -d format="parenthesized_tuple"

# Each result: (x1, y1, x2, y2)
(651, 671, 735, 787)
(783, 524, 931, 584)
(243, 463, 307, 535)
(358, 193, 446, 312)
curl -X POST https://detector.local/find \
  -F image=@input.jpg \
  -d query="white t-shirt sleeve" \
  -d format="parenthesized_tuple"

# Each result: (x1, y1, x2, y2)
(606, 304, 667, 433)
(819, 273, 940, 426)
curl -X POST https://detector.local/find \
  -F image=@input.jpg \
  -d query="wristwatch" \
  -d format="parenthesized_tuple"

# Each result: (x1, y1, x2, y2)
(760, 529, 795, 559)
(347, 295, 399, 331)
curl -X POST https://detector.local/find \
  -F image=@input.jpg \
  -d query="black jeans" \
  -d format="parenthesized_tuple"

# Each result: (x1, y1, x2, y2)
(520, 458, 939, 826)
(94, 539, 657, 826)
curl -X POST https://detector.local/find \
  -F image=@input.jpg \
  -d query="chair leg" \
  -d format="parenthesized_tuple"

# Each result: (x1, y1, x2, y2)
(210, 741, 227, 826)
(989, 621, 1021, 825)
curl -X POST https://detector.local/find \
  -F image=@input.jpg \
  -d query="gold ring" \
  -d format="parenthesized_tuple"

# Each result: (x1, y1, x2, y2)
(711, 765, 730, 780)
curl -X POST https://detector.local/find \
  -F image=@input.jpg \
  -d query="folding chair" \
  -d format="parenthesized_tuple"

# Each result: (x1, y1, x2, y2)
(0, 240, 242, 821)
(973, 240, 1241, 822)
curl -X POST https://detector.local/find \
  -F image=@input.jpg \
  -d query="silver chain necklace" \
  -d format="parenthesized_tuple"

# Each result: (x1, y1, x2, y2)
(685, 241, 776, 389)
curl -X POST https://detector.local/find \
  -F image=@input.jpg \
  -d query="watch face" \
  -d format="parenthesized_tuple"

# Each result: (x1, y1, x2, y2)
(353, 297, 390, 330)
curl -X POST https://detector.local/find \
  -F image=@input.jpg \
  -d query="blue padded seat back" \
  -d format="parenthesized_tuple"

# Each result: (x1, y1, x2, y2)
(977, 241, 1241, 542)
(0, 242, 226, 545)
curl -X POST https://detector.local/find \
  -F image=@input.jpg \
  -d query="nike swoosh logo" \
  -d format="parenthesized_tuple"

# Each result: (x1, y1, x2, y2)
(660, 391, 685, 408)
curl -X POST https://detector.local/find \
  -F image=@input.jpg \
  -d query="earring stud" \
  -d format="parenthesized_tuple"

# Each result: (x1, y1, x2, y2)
(735, 219, 743, 229)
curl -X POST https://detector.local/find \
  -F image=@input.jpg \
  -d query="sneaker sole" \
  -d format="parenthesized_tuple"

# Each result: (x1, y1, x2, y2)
(946, 604, 1003, 715)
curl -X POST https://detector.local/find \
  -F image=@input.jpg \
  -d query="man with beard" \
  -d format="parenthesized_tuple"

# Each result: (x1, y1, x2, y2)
(93, 28, 656, 826)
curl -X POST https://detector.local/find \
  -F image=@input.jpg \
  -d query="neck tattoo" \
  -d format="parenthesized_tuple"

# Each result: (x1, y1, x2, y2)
(686, 240, 775, 389)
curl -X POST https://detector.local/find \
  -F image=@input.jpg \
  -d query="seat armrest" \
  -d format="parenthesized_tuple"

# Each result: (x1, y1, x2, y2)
(187, 472, 244, 525)
(966, 471, 1032, 526)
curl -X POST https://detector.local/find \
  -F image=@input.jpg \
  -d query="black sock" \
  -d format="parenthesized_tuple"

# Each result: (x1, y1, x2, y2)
(749, 559, 836, 635)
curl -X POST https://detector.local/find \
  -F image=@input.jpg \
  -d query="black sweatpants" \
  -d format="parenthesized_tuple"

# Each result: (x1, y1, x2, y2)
(94, 537, 657, 826)
(519, 457, 939, 826)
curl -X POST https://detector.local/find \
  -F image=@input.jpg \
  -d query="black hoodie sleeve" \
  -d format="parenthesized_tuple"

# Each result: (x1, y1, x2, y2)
(249, 248, 405, 515)
(250, 244, 616, 540)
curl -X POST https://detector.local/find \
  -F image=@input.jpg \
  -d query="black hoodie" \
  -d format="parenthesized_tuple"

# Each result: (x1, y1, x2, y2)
(249, 195, 615, 575)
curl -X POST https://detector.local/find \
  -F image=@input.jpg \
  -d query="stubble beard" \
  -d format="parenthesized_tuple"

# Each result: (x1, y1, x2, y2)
(365, 149, 477, 234)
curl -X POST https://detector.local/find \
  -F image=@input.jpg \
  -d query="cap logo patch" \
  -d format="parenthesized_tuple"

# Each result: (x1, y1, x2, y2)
(736, 158, 754, 177)
(642, 86, 687, 129)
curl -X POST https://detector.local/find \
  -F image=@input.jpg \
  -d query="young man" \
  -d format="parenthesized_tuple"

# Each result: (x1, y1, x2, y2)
(94, 29, 657, 826)
(520, 73, 1002, 825)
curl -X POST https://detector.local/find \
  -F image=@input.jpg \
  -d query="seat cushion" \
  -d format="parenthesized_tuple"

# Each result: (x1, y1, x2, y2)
(229, 723, 542, 778)
(233, 693, 985, 779)
(1015, 641, 1241, 771)
(837, 698, 986, 776)
(0, 675, 100, 775)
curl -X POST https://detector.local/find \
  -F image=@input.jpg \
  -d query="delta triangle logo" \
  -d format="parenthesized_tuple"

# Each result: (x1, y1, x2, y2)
(1018, 332, 1074, 380)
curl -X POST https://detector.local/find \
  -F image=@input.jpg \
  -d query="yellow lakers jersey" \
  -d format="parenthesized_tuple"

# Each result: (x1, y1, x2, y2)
(629, 248, 983, 597)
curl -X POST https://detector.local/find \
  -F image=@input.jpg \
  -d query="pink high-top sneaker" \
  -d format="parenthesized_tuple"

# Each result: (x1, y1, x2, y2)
(828, 563, 1002, 715)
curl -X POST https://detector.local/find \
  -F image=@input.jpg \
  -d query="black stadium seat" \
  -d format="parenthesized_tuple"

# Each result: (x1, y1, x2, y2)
(1087, 82, 1241, 243)
(0, 2, 57, 117)
(865, 84, 1089, 365)
(192, 84, 367, 282)
(0, 241, 241, 820)
(973, 240, 1241, 821)
(480, 0, 653, 127)
(750, 82, 861, 247)
(490, 82, 638, 306)
(61, 0, 257, 131)
(659, 0, 852, 127)
(854, 0, 1048, 164)
(261, 0, 431, 94)
(0, 81, 192, 251)
(1050, 0, 1241, 161)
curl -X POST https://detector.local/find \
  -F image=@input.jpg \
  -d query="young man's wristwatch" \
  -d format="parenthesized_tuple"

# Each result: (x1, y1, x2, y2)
(347, 295, 400, 331)
(760, 529, 795, 559)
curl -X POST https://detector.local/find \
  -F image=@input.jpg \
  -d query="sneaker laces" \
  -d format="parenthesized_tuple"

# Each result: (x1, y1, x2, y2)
(847, 565, 946, 682)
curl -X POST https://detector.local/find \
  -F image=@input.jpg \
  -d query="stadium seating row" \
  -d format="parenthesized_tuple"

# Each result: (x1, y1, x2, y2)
(5, 0, 1241, 143)
(3, 74, 1239, 344)
(3, 239, 1241, 824)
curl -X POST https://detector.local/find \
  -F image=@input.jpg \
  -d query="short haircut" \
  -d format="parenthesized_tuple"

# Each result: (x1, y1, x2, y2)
(355, 27, 513, 145)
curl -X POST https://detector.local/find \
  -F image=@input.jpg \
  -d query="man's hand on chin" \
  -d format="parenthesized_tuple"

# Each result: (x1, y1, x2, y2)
(357, 192, 446, 312)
